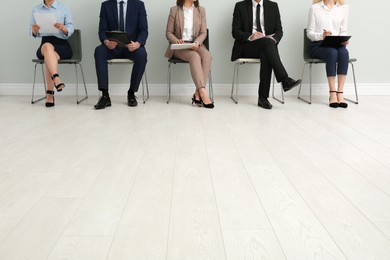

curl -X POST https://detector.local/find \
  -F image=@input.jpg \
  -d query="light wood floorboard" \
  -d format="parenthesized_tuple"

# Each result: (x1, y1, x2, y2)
(0, 95, 390, 260)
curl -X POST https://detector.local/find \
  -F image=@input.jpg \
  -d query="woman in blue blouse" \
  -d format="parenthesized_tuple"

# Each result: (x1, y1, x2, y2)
(30, 0, 74, 107)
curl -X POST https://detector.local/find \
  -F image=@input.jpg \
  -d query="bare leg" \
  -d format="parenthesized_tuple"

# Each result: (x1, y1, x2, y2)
(198, 87, 212, 105)
(41, 43, 64, 90)
(337, 74, 347, 103)
(45, 66, 54, 103)
(327, 76, 337, 104)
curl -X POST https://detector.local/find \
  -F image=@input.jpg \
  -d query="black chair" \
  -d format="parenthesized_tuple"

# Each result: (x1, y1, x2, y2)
(31, 29, 88, 104)
(297, 29, 358, 104)
(167, 29, 213, 104)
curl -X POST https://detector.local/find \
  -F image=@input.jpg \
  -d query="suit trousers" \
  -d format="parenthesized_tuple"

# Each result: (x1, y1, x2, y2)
(172, 45, 212, 91)
(241, 38, 287, 98)
(94, 45, 147, 92)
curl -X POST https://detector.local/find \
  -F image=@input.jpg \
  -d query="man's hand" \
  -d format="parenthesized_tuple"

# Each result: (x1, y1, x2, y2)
(105, 40, 118, 50)
(249, 31, 264, 41)
(126, 41, 140, 52)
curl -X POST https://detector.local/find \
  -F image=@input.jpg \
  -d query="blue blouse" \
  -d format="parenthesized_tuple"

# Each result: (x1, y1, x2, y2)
(30, 0, 74, 39)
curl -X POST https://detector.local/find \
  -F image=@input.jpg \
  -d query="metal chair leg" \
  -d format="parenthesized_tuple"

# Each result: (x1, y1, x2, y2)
(167, 62, 172, 104)
(208, 70, 214, 101)
(76, 63, 88, 104)
(298, 62, 312, 104)
(142, 71, 149, 104)
(272, 72, 284, 104)
(31, 62, 47, 104)
(344, 61, 359, 104)
(231, 63, 240, 104)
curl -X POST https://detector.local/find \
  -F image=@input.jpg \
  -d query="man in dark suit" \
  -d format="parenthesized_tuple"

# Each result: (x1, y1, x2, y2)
(94, 0, 148, 109)
(232, 0, 301, 109)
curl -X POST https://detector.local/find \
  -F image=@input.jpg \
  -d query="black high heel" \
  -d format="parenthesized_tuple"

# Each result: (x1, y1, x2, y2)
(45, 90, 55, 107)
(191, 94, 202, 106)
(200, 97, 214, 109)
(337, 91, 348, 108)
(329, 91, 338, 108)
(51, 73, 65, 92)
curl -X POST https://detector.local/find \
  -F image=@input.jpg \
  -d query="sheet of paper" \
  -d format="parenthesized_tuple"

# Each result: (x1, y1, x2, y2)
(170, 43, 194, 50)
(33, 13, 59, 34)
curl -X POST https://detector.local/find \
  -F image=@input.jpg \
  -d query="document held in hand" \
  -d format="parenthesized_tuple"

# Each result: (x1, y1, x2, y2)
(106, 31, 130, 46)
(320, 36, 351, 48)
(33, 13, 59, 34)
(170, 43, 194, 50)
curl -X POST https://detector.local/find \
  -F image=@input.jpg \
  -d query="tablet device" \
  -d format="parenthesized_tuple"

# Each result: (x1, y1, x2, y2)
(320, 36, 351, 48)
(106, 31, 130, 47)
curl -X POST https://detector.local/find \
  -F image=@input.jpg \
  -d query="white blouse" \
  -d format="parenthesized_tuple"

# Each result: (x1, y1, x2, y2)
(182, 5, 194, 41)
(307, 1, 349, 41)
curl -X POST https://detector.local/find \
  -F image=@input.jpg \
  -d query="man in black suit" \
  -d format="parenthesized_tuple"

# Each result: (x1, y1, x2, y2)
(94, 0, 148, 109)
(232, 0, 301, 109)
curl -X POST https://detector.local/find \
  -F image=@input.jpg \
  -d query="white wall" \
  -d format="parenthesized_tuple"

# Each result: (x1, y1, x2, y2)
(0, 0, 389, 95)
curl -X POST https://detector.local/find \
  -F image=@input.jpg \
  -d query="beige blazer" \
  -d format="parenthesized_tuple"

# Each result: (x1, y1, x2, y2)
(164, 5, 207, 59)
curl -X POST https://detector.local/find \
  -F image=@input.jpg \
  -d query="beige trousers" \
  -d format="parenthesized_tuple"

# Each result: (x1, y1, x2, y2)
(172, 45, 212, 91)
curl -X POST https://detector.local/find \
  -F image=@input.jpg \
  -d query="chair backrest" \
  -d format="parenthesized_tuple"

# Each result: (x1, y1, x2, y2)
(303, 29, 312, 60)
(204, 29, 209, 50)
(67, 29, 82, 61)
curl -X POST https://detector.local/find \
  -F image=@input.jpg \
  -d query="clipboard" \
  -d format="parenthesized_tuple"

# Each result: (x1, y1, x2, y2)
(320, 36, 351, 48)
(106, 31, 130, 47)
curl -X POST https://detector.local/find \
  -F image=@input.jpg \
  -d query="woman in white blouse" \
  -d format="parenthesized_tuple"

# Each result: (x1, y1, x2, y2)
(307, 0, 350, 108)
(165, 0, 214, 108)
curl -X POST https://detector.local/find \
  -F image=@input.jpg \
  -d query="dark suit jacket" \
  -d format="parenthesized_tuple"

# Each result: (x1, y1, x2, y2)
(98, 0, 148, 46)
(231, 0, 283, 61)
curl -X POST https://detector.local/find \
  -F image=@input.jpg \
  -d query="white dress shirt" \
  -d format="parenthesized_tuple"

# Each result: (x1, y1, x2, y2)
(307, 1, 349, 41)
(117, 0, 127, 31)
(182, 5, 194, 41)
(252, 0, 265, 34)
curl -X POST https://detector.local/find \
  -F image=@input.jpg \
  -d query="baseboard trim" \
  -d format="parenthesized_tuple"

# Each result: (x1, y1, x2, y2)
(1, 83, 389, 96)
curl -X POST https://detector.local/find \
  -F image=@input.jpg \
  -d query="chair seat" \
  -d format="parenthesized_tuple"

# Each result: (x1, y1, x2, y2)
(234, 58, 260, 64)
(305, 58, 357, 63)
(168, 58, 188, 64)
(32, 59, 81, 64)
(107, 59, 133, 64)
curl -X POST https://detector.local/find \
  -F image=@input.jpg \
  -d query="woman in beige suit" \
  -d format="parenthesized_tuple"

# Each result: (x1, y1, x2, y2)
(165, 0, 214, 108)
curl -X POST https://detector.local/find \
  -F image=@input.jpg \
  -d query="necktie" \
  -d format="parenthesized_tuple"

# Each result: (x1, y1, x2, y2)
(256, 4, 262, 32)
(119, 1, 125, 31)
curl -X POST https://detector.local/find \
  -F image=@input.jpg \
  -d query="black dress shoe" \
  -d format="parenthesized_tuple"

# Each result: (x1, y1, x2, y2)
(258, 97, 273, 109)
(127, 94, 138, 107)
(282, 77, 302, 92)
(94, 96, 111, 110)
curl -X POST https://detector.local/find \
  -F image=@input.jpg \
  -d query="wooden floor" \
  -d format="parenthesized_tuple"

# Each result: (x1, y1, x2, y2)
(1, 95, 390, 260)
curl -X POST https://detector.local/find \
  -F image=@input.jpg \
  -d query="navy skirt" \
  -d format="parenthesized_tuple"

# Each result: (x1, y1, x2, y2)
(36, 36, 73, 60)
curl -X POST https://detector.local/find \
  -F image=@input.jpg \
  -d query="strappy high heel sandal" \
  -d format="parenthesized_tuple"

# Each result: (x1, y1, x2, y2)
(45, 90, 55, 107)
(337, 91, 348, 108)
(329, 91, 338, 108)
(191, 94, 202, 106)
(51, 73, 65, 92)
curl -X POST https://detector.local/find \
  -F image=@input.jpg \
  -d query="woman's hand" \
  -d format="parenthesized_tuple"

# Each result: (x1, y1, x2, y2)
(191, 42, 200, 51)
(341, 41, 349, 46)
(54, 22, 68, 35)
(32, 24, 40, 36)
(176, 39, 184, 44)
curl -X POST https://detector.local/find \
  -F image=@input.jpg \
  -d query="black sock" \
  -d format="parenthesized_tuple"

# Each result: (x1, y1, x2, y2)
(102, 90, 109, 97)
(128, 89, 135, 97)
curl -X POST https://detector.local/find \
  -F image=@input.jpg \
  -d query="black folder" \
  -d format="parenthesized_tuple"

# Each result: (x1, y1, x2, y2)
(320, 36, 351, 48)
(106, 31, 130, 46)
